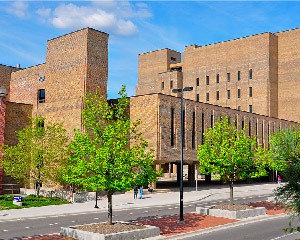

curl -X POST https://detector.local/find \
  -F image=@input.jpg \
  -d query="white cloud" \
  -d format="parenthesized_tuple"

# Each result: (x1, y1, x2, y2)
(36, 1, 152, 36)
(6, 1, 29, 19)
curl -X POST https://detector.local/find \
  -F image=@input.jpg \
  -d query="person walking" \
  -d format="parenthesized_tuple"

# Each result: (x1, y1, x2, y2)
(139, 185, 143, 199)
(277, 174, 282, 184)
(133, 184, 138, 199)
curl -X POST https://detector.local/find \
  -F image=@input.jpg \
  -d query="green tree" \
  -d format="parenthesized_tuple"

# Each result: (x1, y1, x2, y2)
(62, 86, 159, 224)
(272, 129, 300, 216)
(1, 117, 69, 196)
(197, 117, 270, 204)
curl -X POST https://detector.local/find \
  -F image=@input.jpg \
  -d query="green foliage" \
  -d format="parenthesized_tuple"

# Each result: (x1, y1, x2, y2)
(63, 85, 159, 193)
(198, 117, 269, 183)
(269, 128, 300, 171)
(0, 194, 68, 210)
(1, 117, 69, 188)
(197, 117, 270, 204)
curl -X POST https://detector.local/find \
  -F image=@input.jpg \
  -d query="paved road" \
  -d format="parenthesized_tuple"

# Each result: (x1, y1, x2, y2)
(0, 195, 269, 239)
(177, 215, 300, 240)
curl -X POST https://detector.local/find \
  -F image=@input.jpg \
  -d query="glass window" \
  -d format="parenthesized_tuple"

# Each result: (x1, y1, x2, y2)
(249, 87, 253, 97)
(237, 106, 241, 111)
(238, 89, 241, 98)
(249, 105, 253, 113)
(249, 69, 253, 79)
(38, 89, 45, 103)
(161, 82, 164, 90)
(206, 76, 209, 85)
(216, 74, 220, 83)
(227, 73, 230, 82)
(196, 94, 199, 102)
(196, 77, 199, 86)
(238, 71, 241, 81)
(206, 92, 209, 102)
(216, 91, 220, 100)
(170, 81, 173, 89)
(227, 90, 230, 99)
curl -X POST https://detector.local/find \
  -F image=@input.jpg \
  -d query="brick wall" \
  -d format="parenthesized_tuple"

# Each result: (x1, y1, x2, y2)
(0, 64, 20, 100)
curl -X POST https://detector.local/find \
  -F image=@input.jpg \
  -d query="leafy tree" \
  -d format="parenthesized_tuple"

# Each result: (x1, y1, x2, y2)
(62, 86, 159, 224)
(197, 117, 270, 205)
(272, 129, 300, 216)
(1, 117, 69, 196)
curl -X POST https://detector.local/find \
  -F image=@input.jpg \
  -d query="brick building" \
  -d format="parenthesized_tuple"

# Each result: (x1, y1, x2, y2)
(0, 28, 299, 190)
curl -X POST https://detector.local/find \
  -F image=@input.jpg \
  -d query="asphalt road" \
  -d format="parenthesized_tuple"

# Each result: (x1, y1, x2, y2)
(0, 195, 272, 239)
(182, 215, 300, 240)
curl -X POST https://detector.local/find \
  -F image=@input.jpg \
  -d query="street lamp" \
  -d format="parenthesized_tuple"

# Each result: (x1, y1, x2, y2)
(172, 86, 193, 223)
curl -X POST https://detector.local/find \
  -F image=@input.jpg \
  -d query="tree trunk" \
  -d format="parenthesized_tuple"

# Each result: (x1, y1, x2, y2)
(229, 182, 234, 205)
(107, 192, 113, 225)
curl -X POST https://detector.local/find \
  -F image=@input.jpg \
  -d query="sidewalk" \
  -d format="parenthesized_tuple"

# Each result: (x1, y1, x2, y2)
(0, 183, 279, 221)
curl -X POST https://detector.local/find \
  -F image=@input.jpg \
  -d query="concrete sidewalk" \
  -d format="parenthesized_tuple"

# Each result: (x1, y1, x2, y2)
(0, 183, 279, 221)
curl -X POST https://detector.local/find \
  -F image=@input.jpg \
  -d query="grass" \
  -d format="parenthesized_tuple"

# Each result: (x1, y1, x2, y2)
(0, 194, 69, 210)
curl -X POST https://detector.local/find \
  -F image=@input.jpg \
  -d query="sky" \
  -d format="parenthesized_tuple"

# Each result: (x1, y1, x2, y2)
(1, 1, 300, 99)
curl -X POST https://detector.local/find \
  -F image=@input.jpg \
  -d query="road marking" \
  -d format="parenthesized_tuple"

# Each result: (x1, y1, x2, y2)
(54, 223, 58, 225)
(144, 211, 148, 213)
(25, 227, 30, 229)
(269, 231, 299, 240)
(3, 229, 8, 232)
(71, 220, 76, 223)
(168, 208, 172, 210)
(129, 213, 133, 215)
(49, 223, 53, 226)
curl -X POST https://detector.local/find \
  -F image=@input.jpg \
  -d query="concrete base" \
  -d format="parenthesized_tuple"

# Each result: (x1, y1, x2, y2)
(196, 206, 266, 219)
(60, 223, 160, 240)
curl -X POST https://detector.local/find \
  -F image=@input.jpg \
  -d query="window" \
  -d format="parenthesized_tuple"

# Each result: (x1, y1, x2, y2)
(206, 76, 210, 85)
(249, 69, 253, 79)
(227, 90, 230, 99)
(237, 106, 241, 111)
(171, 108, 175, 147)
(170, 81, 173, 89)
(38, 89, 45, 103)
(237, 89, 241, 98)
(216, 74, 220, 83)
(249, 87, 253, 97)
(192, 112, 195, 149)
(249, 105, 253, 113)
(196, 94, 199, 102)
(206, 92, 209, 102)
(171, 57, 176, 61)
(216, 91, 220, 100)
(238, 71, 241, 81)
(196, 77, 199, 86)
(227, 73, 230, 82)
(161, 81, 164, 90)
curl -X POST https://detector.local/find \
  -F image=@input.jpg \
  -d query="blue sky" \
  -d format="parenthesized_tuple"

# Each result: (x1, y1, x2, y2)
(1, 1, 300, 99)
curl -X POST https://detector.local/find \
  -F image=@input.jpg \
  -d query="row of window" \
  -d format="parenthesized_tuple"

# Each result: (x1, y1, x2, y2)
(197, 69, 253, 86)
(196, 87, 253, 102)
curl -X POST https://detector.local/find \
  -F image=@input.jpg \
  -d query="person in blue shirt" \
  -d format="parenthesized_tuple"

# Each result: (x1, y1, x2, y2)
(139, 185, 143, 199)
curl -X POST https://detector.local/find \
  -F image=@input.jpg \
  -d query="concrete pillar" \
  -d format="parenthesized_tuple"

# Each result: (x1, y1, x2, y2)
(188, 163, 195, 187)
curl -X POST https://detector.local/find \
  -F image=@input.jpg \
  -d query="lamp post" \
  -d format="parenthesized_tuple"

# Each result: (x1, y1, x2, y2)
(172, 86, 193, 223)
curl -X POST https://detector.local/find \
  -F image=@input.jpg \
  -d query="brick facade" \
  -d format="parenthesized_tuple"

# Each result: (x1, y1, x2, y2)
(137, 28, 300, 123)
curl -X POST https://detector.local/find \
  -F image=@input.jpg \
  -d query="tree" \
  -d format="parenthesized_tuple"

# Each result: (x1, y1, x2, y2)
(197, 117, 270, 205)
(272, 129, 300, 215)
(62, 86, 159, 225)
(1, 117, 69, 196)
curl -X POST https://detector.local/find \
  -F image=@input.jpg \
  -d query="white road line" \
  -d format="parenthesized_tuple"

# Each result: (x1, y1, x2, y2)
(129, 213, 133, 215)
(3, 229, 8, 232)
(25, 226, 30, 229)
(144, 211, 148, 213)
(269, 231, 298, 240)
(168, 208, 172, 210)
(49, 223, 53, 226)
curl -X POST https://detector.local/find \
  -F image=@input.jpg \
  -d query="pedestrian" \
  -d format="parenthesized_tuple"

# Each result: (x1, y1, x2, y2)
(139, 185, 143, 199)
(133, 184, 138, 199)
(277, 174, 282, 184)
(148, 184, 153, 193)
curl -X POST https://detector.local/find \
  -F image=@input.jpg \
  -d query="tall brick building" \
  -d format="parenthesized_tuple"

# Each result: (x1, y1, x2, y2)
(137, 28, 300, 123)
(0, 27, 299, 191)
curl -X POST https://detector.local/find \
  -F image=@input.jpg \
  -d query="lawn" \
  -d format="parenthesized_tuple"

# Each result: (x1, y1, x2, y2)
(0, 194, 69, 210)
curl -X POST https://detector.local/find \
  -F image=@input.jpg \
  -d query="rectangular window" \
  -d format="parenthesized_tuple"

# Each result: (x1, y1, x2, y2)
(227, 90, 230, 99)
(238, 71, 241, 81)
(249, 105, 253, 113)
(196, 94, 199, 102)
(171, 108, 175, 147)
(161, 82, 164, 90)
(171, 57, 176, 61)
(206, 92, 209, 102)
(237, 89, 241, 98)
(196, 77, 199, 86)
(38, 89, 45, 103)
(216, 91, 220, 100)
(249, 69, 253, 79)
(216, 74, 220, 83)
(192, 111, 195, 149)
(242, 120, 245, 129)
(206, 76, 209, 85)
(227, 72, 230, 82)
(237, 106, 241, 111)
(249, 87, 253, 97)
(170, 81, 173, 89)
